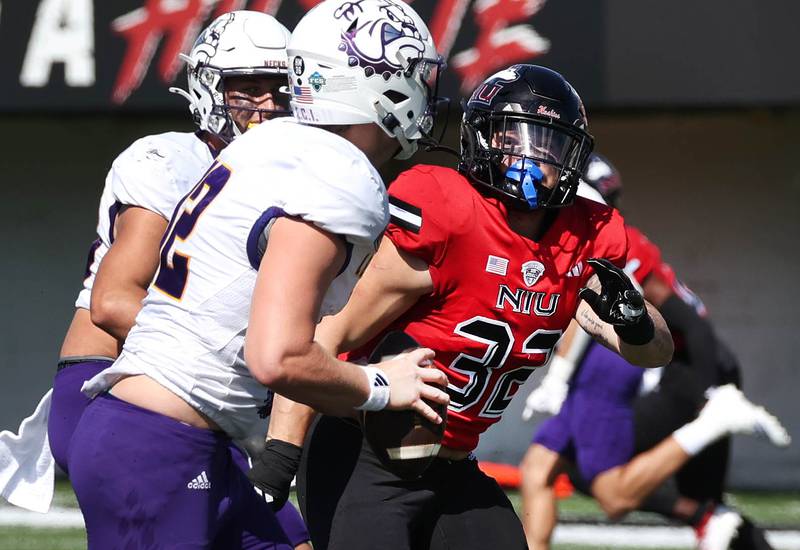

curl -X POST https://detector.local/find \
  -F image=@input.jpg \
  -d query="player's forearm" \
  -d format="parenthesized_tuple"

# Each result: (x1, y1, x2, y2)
(267, 394, 318, 446)
(577, 302, 673, 368)
(617, 303, 673, 367)
(247, 340, 370, 416)
(90, 286, 147, 341)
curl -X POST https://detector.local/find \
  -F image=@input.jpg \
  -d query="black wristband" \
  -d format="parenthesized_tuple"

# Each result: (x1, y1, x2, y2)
(260, 439, 302, 473)
(614, 313, 655, 345)
(249, 439, 303, 491)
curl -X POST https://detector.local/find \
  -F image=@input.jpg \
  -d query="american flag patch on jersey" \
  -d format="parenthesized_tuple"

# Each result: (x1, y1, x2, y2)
(486, 255, 509, 276)
(293, 86, 313, 104)
(389, 196, 422, 234)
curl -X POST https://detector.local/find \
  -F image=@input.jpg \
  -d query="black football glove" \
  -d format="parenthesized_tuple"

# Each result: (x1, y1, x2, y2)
(247, 439, 302, 511)
(579, 258, 654, 345)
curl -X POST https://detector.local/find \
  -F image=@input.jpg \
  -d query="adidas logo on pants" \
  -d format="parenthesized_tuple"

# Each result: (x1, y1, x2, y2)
(187, 471, 211, 490)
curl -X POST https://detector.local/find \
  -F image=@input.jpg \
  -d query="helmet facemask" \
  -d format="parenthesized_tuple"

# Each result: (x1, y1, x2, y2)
(374, 54, 448, 159)
(179, 58, 292, 143)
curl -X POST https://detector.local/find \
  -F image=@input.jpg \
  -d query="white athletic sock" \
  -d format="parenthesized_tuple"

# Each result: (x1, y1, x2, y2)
(672, 417, 724, 456)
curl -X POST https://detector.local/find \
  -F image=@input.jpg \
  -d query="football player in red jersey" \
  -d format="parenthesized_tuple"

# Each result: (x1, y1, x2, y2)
(250, 65, 674, 549)
(520, 153, 788, 550)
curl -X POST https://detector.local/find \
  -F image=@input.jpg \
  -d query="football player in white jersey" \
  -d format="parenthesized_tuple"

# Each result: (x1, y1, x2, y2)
(0, 10, 313, 548)
(70, 0, 448, 547)
(54, 8, 290, 473)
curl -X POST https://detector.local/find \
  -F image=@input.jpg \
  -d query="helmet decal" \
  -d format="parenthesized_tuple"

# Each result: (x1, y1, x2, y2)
(536, 105, 560, 118)
(335, 0, 428, 80)
(293, 56, 305, 76)
(486, 67, 522, 83)
(470, 66, 521, 105)
(191, 13, 233, 67)
(288, 0, 444, 159)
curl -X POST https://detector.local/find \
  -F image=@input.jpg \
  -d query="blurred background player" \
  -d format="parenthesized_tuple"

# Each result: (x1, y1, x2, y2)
(258, 64, 675, 550)
(69, 0, 448, 547)
(0, 10, 311, 549)
(519, 153, 789, 550)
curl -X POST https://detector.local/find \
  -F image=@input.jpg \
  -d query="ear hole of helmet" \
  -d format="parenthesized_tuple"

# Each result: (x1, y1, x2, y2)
(382, 112, 400, 132)
(383, 90, 409, 104)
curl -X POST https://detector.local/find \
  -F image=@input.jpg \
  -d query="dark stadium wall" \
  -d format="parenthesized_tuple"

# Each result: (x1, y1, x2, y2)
(3, 0, 800, 111)
(1, 110, 798, 489)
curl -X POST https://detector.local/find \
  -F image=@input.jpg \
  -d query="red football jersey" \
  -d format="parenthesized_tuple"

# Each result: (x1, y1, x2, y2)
(625, 225, 707, 317)
(625, 225, 663, 286)
(350, 165, 628, 451)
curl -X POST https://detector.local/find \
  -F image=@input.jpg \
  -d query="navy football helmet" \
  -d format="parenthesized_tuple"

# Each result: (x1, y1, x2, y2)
(459, 65, 594, 210)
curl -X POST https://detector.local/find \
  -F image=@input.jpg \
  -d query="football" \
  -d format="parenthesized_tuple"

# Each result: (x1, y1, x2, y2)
(362, 331, 447, 480)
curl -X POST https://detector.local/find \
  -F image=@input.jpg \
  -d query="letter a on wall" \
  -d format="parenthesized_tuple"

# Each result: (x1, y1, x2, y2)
(20, 0, 95, 87)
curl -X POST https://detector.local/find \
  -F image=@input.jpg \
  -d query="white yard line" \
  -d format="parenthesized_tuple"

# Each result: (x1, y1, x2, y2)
(554, 524, 800, 549)
(0, 507, 83, 528)
(1, 507, 799, 549)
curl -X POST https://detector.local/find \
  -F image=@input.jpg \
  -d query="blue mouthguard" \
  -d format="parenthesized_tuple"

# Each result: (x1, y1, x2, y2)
(505, 159, 544, 208)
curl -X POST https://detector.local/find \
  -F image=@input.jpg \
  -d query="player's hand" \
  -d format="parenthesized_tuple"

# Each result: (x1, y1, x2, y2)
(522, 376, 568, 420)
(247, 438, 302, 511)
(376, 348, 449, 425)
(579, 258, 646, 327)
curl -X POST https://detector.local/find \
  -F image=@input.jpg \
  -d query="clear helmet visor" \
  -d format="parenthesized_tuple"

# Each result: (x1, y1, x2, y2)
(490, 120, 574, 166)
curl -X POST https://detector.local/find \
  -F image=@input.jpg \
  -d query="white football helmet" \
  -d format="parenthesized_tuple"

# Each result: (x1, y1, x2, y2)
(170, 11, 291, 143)
(288, 0, 444, 159)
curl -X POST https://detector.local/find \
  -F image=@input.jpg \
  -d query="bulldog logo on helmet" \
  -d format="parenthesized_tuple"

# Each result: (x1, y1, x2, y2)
(521, 260, 545, 287)
(190, 13, 233, 65)
(334, 0, 427, 81)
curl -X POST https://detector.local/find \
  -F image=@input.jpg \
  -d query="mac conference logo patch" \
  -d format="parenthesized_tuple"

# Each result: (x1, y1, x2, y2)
(521, 260, 545, 286)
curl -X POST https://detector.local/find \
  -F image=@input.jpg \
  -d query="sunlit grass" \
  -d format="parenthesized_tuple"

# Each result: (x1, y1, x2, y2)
(0, 481, 795, 550)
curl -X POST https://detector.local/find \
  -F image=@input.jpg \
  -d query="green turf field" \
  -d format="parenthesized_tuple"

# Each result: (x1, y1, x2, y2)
(0, 480, 797, 550)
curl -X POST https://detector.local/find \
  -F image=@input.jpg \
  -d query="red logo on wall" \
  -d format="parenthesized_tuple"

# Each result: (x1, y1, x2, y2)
(111, 0, 550, 103)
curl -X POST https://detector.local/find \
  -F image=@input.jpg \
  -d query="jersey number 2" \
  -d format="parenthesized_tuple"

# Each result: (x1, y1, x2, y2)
(154, 162, 231, 300)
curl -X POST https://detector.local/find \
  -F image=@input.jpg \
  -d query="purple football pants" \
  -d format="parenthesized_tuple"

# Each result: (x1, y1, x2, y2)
(273, 502, 309, 549)
(230, 445, 310, 548)
(69, 393, 293, 550)
(49, 358, 112, 474)
(533, 342, 644, 483)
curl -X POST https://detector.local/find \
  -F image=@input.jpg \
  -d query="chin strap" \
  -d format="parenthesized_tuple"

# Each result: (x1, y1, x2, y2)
(373, 100, 417, 160)
(418, 136, 459, 158)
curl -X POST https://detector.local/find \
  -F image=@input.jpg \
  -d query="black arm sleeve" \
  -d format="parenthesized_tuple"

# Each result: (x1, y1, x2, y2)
(658, 293, 720, 393)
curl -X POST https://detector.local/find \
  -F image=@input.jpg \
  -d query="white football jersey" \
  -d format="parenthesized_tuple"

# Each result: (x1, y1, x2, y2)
(75, 132, 215, 309)
(84, 118, 388, 439)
